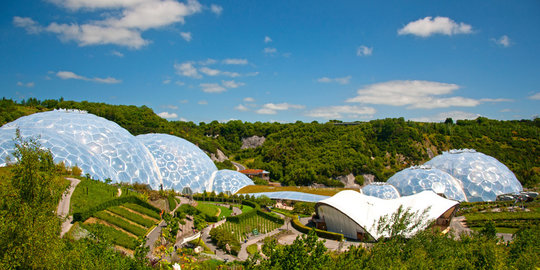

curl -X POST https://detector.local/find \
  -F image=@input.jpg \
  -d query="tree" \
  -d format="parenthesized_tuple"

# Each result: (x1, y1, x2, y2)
(0, 131, 64, 269)
(375, 205, 430, 240)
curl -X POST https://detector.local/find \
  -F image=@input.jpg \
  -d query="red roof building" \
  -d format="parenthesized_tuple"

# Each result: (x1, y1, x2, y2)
(239, 169, 270, 181)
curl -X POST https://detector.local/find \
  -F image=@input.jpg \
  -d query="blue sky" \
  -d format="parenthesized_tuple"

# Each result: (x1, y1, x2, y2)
(1, 0, 539, 123)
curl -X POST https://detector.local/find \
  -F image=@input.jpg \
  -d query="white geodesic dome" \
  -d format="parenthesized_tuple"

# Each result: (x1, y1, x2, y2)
(386, 165, 467, 201)
(425, 149, 523, 202)
(211, 169, 254, 194)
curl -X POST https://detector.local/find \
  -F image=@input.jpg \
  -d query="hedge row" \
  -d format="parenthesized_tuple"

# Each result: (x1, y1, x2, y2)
(81, 223, 138, 250)
(107, 206, 156, 228)
(93, 211, 148, 237)
(176, 204, 219, 222)
(291, 216, 343, 241)
(73, 196, 161, 222)
(168, 195, 177, 211)
(220, 200, 260, 223)
(123, 203, 161, 220)
(256, 209, 284, 225)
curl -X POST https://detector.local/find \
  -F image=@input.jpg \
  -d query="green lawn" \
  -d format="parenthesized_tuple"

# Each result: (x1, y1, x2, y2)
(70, 179, 122, 214)
(196, 202, 220, 217)
(215, 205, 233, 218)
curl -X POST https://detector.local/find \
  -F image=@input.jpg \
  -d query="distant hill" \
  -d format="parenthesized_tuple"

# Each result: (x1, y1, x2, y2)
(1, 97, 539, 188)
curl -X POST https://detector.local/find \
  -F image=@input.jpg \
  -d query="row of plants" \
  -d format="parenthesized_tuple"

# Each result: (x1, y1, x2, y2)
(465, 210, 540, 222)
(467, 219, 540, 228)
(167, 195, 177, 210)
(80, 223, 139, 250)
(123, 203, 161, 220)
(221, 214, 283, 242)
(73, 195, 161, 222)
(175, 204, 218, 223)
(209, 227, 241, 255)
(107, 206, 157, 228)
(93, 211, 148, 237)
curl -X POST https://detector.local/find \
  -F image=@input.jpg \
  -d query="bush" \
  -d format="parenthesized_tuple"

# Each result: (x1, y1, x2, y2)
(167, 195, 177, 211)
(257, 210, 284, 225)
(209, 227, 241, 255)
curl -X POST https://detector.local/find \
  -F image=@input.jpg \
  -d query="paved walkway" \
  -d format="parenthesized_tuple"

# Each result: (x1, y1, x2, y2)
(145, 196, 185, 259)
(57, 177, 81, 237)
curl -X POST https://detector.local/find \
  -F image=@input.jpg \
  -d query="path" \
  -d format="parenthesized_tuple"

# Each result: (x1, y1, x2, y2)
(231, 161, 245, 171)
(145, 196, 186, 259)
(57, 177, 81, 237)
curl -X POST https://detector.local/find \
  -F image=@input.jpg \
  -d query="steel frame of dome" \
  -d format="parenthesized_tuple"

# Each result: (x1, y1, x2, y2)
(386, 165, 468, 202)
(0, 110, 253, 193)
(425, 149, 523, 202)
(361, 182, 401, 199)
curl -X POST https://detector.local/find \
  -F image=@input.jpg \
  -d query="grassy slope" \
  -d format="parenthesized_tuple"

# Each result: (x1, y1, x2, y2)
(70, 179, 122, 214)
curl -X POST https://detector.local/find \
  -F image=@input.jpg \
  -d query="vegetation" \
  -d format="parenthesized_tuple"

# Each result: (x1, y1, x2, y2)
(124, 203, 161, 220)
(209, 226, 241, 255)
(2, 98, 537, 188)
(195, 202, 220, 217)
(70, 177, 123, 214)
(107, 206, 157, 228)
(221, 213, 283, 242)
(93, 211, 148, 237)
(80, 223, 139, 250)
(167, 194, 177, 211)
(246, 244, 258, 255)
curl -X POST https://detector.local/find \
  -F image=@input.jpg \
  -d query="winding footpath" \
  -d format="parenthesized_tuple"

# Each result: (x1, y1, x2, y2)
(57, 177, 81, 237)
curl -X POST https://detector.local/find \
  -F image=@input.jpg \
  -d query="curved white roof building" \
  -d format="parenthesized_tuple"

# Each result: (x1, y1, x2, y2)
(315, 190, 458, 240)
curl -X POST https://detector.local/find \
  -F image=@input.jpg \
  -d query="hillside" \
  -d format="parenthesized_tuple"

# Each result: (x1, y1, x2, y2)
(1, 98, 539, 188)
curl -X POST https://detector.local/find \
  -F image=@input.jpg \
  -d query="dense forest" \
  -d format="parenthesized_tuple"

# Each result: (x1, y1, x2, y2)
(1, 97, 539, 188)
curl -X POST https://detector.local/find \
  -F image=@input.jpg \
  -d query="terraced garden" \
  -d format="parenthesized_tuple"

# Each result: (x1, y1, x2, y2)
(81, 202, 160, 250)
(221, 214, 283, 242)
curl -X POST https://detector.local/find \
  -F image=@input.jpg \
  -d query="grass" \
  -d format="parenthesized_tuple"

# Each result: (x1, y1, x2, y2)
(107, 206, 157, 228)
(236, 204, 253, 213)
(246, 244, 258, 255)
(196, 202, 220, 217)
(123, 203, 161, 220)
(81, 223, 138, 250)
(470, 226, 519, 234)
(236, 185, 355, 196)
(215, 205, 233, 218)
(93, 211, 148, 237)
(70, 178, 122, 214)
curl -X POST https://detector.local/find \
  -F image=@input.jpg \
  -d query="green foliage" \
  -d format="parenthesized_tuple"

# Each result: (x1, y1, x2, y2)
(107, 206, 157, 228)
(375, 205, 430, 240)
(70, 177, 122, 214)
(209, 227, 241, 255)
(214, 160, 235, 170)
(291, 216, 344, 241)
(195, 202, 220, 217)
(246, 244, 258, 255)
(93, 211, 148, 237)
(73, 195, 160, 222)
(167, 195, 177, 210)
(221, 213, 282, 242)
(480, 220, 497, 240)
(293, 201, 315, 216)
(80, 223, 138, 250)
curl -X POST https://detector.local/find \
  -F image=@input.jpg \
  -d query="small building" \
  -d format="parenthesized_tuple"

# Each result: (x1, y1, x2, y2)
(239, 169, 270, 181)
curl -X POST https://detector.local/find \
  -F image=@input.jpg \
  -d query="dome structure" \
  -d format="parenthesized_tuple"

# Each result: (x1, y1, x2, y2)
(361, 182, 400, 199)
(136, 133, 218, 193)
(211, 169, 254, 194)
(425, 149, 523, 202)
(386, 165, 467, 201)
(0, 109, 161, 188)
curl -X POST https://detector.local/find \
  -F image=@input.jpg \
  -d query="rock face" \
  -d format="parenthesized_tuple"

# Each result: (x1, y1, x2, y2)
(336, 173, 361, 189)
(210, 149, 228, 162)
(362, 174, 376, 186)
(426, 147, 435, 159)
(241, 136, 266, 149)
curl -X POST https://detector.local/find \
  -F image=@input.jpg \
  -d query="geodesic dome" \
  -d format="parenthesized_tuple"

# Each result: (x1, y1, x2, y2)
(386, 165, 467, 201)
(211, 169, 254, 194)
(425, 149, 523, 202)
(0, 109, 161, 188)
(136, 133, 218, 193)
(361, 182, 400, 199)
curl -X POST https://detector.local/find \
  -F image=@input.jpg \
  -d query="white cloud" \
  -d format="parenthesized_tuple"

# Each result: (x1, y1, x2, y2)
(305, 105, 376, 119)
(111, 50, 124, 57)
(529, 92, 540, 100)
(163, 104, 178, 110)
(198, 100, 208, 105)
(221, 80, 244, 88)
(175, 61, 201, 78)
(500, 108, 512, 113)
(56, 70, 121, 84)
(175, 81, 185, 86)
(243, 97, 255, 102)
(17, 81, 35, 88)
(180, 32, 192, 42)
(179, 117, 188, 121)
(398, 16, 473, 37)
(264, 47, 277, 54)
(492, 35, 511, 47)
(411, 111, 481, 122)
(256, 103, 305, 115)
(210, 4, 223, 15)
(235, 104, 249, 111)
(264, 36, 272, 43)
(200, 83, 226, 93)
(198, 58, 217, 65)
(158, 111, 178, 119)
(317, 76, 351, 85)
(162, 79, 171, 84)
(356, 46, 372, 56)
(199, 67, 221, 76)
(345, 80, 508, 109)
(14, 0, 203, 49)
(222, 58, 248, 65)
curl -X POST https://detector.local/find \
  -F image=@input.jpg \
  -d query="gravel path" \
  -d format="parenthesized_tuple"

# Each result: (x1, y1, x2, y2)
(57, 177, 81, 237)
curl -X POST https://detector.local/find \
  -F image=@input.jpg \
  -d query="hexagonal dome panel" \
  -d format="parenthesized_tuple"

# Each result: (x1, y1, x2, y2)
(386, 165, 467, 201)
(425, 149, 523, 202)
(136, 133, 218, 193)
(0, 109, 162, 188)
(361, 182, 400, 199)
(211, 169, 254, 194)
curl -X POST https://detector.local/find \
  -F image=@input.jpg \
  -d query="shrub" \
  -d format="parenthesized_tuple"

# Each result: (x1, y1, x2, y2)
(291, 216, 343, 241)
(209, 227, 241, 255)
(167, 195, 177, 210)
